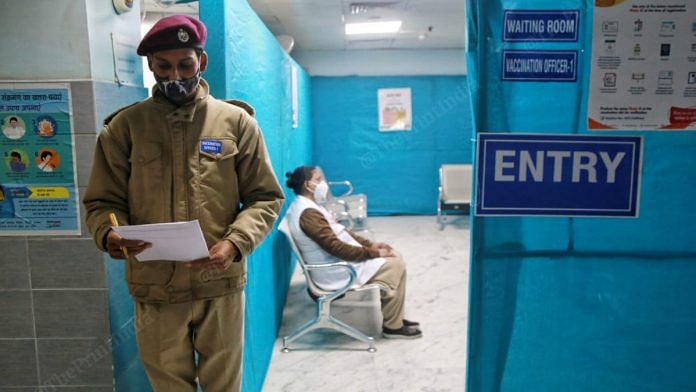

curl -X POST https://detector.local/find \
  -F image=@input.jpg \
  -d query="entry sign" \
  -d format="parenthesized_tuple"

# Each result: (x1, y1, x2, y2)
(475, 134, 642, 217)
(503, 10, 580, 42)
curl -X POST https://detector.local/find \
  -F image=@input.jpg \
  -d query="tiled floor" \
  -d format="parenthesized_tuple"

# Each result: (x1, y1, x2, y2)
(263, 215, 470, 392)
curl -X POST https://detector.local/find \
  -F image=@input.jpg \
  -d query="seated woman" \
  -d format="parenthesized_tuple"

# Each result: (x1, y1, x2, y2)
(285, 166, 422, 339)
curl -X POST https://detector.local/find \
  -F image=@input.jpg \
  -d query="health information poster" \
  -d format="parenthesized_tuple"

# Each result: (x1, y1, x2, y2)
(0, 83, 80, 235)
(588, 0, 696, 130)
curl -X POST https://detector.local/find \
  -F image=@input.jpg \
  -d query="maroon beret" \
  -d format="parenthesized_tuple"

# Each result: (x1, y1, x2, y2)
(137, 15, 207, 56)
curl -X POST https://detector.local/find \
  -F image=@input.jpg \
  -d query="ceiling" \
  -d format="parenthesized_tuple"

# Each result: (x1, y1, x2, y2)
(248, 0, 465, 51)
(141, 0, 465, 52)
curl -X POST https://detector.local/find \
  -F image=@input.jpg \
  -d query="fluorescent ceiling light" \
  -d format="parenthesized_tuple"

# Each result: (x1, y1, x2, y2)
(345, 21, 402, 35)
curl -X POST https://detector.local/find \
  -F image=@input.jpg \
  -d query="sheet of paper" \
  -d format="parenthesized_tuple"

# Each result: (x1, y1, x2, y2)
(112, 220, 209, 262)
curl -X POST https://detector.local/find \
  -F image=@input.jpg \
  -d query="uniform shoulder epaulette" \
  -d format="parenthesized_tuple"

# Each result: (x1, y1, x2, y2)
(103, 101, 142, 126)
(224, 99, 255, 117)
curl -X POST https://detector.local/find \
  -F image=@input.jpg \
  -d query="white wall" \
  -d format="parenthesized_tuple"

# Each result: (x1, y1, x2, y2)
(85, 0, 144, 85)
(0, 0, 91, 79)
(293, 49, 466, 76)
(0, 0, 143, 84)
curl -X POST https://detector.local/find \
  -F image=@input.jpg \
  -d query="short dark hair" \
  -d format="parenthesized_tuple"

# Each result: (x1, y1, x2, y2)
(40, 151, 53, 160)
(9, 117, 18, 122)
(285, 166, 316, 194)
(10, 151, 21, 159)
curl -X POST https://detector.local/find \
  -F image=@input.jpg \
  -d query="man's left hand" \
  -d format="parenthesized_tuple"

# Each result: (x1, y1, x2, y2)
(185, 240, 238, 270)
(372, 242, 393, 252)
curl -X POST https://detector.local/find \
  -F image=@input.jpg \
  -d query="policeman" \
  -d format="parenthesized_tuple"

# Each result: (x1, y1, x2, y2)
(83, 15, 284, 391)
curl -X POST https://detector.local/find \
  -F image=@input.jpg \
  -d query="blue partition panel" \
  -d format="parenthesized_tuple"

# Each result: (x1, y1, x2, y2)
(202, 1, 313, 391)
(466, 1, 696, 391)
(312, 76, 472, 215)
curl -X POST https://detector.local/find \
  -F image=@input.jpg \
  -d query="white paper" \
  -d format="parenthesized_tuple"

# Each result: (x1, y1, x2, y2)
(378, 88, 412, 131)
(112, 220, 209, 262)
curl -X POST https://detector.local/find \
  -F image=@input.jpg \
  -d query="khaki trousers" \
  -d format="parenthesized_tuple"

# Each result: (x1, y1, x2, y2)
(365, 253, 407, 329)
(134, 291, 244, 392)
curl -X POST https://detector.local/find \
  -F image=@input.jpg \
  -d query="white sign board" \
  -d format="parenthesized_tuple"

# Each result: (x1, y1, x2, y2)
(378, 88, 412, 131)
(588, 0, 696, 130)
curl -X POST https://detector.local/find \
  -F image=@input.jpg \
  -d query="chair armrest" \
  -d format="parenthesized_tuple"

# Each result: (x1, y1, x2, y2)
(328, 181, 354, 197)
(304, 262, 358, 300)
(334, 198, 350, 212)
(335, 211, 355, 230)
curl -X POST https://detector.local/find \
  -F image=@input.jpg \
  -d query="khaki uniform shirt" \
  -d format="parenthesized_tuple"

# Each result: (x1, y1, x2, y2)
(83, 79, 284, 304)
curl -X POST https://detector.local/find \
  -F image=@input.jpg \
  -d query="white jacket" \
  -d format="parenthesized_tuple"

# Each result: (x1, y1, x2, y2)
(287, 195, 385, 291)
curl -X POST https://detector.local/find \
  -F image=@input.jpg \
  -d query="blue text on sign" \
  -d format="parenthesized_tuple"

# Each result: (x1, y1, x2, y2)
(475, 134, 642, 217)
(502, 50, 578, 82)
(503, 10, 580, 42)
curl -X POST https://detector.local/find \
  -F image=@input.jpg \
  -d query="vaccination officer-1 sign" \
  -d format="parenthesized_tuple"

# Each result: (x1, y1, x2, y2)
(475, 133, 642, 217)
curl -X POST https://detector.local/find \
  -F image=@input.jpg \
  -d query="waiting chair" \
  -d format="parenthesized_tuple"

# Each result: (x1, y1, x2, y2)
(321, 180, 368, 230)
(278, 217, 381, 353)
(438, 164, 472, 228)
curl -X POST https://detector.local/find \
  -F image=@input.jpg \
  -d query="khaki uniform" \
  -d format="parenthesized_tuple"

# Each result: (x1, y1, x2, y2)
(83, 79, 284, 390)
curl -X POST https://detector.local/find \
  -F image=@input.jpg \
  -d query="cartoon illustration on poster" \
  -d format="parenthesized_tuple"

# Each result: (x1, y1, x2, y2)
(378, 88, 412, 131)
(0, 83, 80, 235)
(588, 0, 696, 130)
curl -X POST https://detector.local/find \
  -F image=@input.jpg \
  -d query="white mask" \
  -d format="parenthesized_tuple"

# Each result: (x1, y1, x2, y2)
(310, 181, 329, 202)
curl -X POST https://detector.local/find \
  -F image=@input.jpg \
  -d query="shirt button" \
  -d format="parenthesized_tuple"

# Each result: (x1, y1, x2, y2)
(215, 153, 222, 159)
(167, 286, 174, 293)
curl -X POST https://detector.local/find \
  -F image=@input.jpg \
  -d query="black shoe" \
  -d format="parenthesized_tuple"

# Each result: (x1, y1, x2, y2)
(383, 325, 423, 339)
(403, 319, 420, 327)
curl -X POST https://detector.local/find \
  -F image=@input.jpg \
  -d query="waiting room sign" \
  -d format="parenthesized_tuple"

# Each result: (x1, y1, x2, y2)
(475, 133, 642, 217)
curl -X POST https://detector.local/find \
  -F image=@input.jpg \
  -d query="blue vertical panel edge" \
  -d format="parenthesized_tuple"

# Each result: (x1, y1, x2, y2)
(467, 0, 696, 391)
(201, 1, 312, 391)
(312, 76, 472, 215)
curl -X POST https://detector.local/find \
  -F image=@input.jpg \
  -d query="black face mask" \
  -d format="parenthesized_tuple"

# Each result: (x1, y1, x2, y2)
(154, 70, 201, 104)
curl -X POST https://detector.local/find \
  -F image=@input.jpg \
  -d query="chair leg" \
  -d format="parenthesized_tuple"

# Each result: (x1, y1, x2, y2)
(327, 315, 376, 352)
(438, 204, 445, 230)
(282, 298, 376, 353)
(282, 317, 323, 352)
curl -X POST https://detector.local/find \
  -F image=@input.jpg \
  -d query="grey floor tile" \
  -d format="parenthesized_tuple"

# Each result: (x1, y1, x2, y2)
(37, 338, 113, 387)
(70, 81, 96, 135)
(33, 290, 109, 338)
(0, 238, 29, 289)
(74, 134, 97, 187)
(0, 340, 38, 387)
(29, 239, 106, 289)
(0, 290, 34, 338)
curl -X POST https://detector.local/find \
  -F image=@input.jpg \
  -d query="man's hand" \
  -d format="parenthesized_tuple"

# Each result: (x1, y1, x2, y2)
(106, 230, 150, 259)
(371, 242, 393, 251)
(371, 242, 395, 257)
(185, 240, 239, 270)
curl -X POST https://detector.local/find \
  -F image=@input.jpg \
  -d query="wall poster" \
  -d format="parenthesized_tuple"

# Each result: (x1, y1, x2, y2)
(378, 88, 412, 131)
(0, 83, 80, 235)
(588, 0, 696, 130)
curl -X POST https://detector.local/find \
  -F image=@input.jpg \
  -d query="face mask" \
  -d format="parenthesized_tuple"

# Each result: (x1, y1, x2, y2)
(155, 70, 201, 104)
(310, 181, 329, 202)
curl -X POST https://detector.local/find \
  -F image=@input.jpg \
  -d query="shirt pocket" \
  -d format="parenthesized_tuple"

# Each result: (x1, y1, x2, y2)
(196, 138, 240, 240)
(128, 142, 165, 223)
(197, 138, 239, 185)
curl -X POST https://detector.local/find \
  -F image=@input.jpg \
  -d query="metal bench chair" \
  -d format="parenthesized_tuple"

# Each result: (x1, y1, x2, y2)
(278, 217, 381, 353)
(321, 180, 368, 230)
(437, 164, 472, 229)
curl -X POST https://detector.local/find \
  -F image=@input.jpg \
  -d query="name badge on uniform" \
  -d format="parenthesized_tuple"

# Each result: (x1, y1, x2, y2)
(200, 139, 223, 154)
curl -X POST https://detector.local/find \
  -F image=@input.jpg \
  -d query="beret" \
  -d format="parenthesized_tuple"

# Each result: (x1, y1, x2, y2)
(137, 15, 207, 56)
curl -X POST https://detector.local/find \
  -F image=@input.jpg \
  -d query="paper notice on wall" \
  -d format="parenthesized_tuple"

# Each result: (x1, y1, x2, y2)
(378, 88, 412, 131)
(0, 83, 80, 235)
(588, 0, 696, 130)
